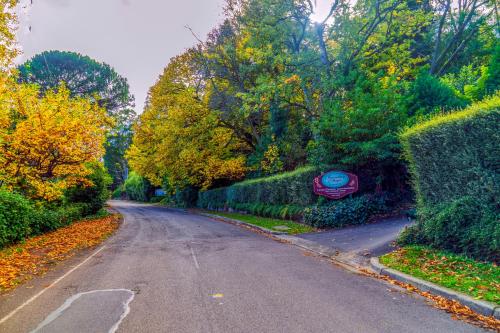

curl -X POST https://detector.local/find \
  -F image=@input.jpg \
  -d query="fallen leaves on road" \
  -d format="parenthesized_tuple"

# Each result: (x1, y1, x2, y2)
(0, 214, 120, 291)
(358, 268, 500, 331)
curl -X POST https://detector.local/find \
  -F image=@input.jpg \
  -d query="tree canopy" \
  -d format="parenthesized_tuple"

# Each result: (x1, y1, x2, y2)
(18, 50, 136, 188)
(128, 0, 499, 193)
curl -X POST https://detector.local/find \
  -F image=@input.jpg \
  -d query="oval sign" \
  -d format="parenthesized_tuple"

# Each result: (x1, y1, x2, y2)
(321, 171, 349, 189)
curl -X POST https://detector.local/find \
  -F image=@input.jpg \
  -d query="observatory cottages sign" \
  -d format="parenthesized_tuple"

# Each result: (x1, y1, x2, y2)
(313, 171, 359, 200)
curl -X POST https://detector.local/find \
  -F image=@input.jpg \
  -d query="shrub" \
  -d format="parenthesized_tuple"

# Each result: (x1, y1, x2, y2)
(399, 94, 500, 261)
(0, 190, 34, 247)
(124, 172, 153, 201)
(65, 163, 112, 216)
(303, 195, 387, 228)
(30, 203, 86, 235)
(198, 166, 319, 209)
(112, 185, 125, 199)
(173, 187, 198, 208)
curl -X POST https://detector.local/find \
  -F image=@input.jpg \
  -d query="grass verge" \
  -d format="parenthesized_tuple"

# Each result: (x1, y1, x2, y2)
(207, 211, 314, 235)
(380, 246, 499, 304)
(0, 214, 120, 291)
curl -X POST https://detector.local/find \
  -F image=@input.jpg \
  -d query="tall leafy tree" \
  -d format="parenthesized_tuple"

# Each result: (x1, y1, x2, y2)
(18, 51, 136, 188)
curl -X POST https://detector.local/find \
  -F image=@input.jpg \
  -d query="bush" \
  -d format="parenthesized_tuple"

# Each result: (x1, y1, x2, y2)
(198, 166, 319, 209)
(112, 185, 125, 199)
(399, 95, 500, 261)
(29, 203, 86, 235)
(124, 172, 153, 201)
(303, 195, 387, 228)
(173, 187, 198, 208)
(65, 163, 112, 216)
(0, 190, 34, 247)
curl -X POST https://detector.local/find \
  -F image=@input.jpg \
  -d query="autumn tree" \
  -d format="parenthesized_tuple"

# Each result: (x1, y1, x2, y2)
(0, 84, 111, 201)
(127, 51, 247, 190)
(18, 51, 136, 188)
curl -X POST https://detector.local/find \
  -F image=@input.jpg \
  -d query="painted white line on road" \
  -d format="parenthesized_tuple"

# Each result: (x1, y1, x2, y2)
(30, 289, 135, 333)
(0, 245, 107, 326)
(190, 246, 200, 270)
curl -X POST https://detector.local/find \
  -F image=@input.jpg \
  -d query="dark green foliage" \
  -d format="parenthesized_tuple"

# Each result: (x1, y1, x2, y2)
(399, 197, 499, 262)
(29, 203, 87, 235)
(309, 76, 407, 169)
(173, 187, 199, 208)
(65, 163, 112, 216)
(124, 172, 153, 202)
(303, 195, 387, 228)
(408, 71, 467, 116)
(399, 95, 500, 261)
(198, 166, 319, 209)
(231, 203, 304, 220)
(0, 190, 33, 247)
(0, 190, 90, 247)
(483, 44, 500, 97)
(18, 51, 133, 114)
(112, 185, 125, 199)
(149, 196, 166, 203)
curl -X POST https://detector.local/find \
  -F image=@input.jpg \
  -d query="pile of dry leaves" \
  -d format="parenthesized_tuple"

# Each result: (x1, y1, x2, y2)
(0, 214, 120, 291)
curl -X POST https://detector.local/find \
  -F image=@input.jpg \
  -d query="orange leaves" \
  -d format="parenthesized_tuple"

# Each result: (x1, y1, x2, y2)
(0, 84, 111, 201)
(0, 214, 119, 291)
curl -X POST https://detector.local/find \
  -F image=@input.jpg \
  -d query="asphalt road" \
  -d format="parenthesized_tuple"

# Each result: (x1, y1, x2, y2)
(298, 217, 414, 257)
(0, 201, 484, 333)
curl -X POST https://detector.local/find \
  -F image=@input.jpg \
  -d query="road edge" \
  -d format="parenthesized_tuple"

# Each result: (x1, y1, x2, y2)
(370, 257, 500, 319)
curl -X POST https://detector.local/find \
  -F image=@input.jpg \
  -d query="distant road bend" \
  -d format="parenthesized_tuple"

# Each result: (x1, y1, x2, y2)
(0, 201, 485, 333)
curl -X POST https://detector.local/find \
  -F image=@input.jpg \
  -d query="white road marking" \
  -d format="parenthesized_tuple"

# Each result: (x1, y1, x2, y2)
(190, 246, 200, 270)
(0, 245, 107, 325)
(30, 289, 135, 333)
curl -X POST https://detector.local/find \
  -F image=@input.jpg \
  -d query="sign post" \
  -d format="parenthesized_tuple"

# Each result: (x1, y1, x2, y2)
(313, 171, 358, 200)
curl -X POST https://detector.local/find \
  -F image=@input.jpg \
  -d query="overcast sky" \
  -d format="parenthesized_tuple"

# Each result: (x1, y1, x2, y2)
(15, 0, 226, 113)
(15, 0, 332, 114)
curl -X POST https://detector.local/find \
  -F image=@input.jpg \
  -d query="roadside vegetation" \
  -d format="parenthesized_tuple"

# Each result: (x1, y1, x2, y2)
(125, 0, 498, 245)
(380, 246, 500, 304)
(207, 211, 315, 235)
(0, 3, 132, 252)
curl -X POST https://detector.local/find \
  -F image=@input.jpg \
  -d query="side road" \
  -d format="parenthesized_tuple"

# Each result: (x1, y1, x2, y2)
(200, 210, 500, 322)
(0, 201, 484, 333)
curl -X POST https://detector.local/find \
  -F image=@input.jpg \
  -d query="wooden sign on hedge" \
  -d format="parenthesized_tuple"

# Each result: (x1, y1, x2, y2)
(313, 171, 358, 200)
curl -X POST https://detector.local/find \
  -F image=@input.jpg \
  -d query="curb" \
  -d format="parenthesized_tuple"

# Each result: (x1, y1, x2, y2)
(199, 213, 287, 235)
(370, 257, 500, 319)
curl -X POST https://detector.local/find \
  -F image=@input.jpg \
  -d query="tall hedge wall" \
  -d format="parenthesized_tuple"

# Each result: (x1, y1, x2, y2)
(400, 95, 500, 261)
(198, 166, 319, 210)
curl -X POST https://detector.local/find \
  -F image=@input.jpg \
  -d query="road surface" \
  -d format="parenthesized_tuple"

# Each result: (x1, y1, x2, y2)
(0, 201, 484, 333)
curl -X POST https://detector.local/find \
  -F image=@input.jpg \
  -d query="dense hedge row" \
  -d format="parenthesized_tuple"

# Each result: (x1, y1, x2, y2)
(198, 166, 319, 210)
(303, 195, 387, 228)
(0, 190, 96, 247)
(399, 95, 500, 261)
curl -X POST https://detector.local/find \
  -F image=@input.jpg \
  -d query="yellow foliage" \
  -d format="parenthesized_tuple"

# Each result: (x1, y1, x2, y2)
(0, 84, 111, 201)
(127, 51, 247, 190)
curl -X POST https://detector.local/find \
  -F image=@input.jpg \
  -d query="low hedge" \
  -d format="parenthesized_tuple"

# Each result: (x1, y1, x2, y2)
(198, 166, 319, 209)
(303, 195, 387, 228)
(0, 189, 94, 248)
(0, 190, 33, 247)
(399, 94, 500, 261)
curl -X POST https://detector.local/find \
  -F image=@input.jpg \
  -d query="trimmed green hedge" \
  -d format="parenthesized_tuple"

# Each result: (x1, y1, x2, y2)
(0, 189, 104, 248)
(198, 166, 319, 211)
(303, 195, 387, 228)
(399, 95, 500, 261)
(0, 190, 33, 247)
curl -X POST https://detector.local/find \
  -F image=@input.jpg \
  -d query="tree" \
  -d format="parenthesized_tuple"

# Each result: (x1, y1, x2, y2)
(18, 50, 136, 187)
(0, 84, 111, 201)
(18, 51, 134, 114)
(127, 51, 248, 190)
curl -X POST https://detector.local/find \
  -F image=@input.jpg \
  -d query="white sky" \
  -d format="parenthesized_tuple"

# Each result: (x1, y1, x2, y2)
(15, 0, 334, 114)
